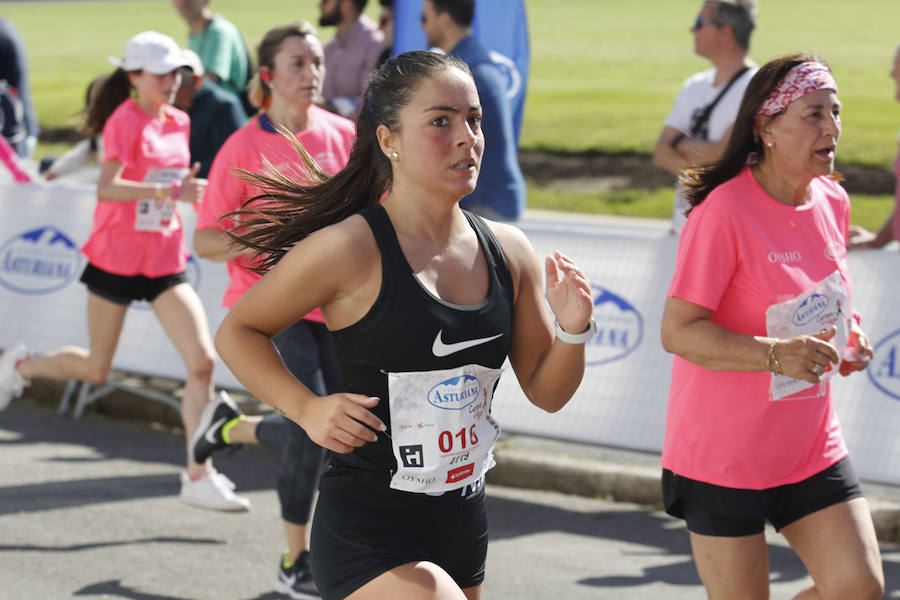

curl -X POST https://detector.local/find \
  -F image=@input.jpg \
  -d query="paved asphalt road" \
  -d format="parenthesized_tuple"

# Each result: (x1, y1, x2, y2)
(2, 399, 899, 600)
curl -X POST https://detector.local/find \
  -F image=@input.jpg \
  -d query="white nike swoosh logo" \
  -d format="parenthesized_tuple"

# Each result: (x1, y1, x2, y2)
(432, 330, 503, 357)
(204, 417, 228, 444)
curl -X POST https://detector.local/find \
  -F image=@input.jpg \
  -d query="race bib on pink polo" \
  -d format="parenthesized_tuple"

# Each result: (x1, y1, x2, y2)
(136, 168, 188, 232)
(765, 270, 850, 401)
(387, 364, 503, 494)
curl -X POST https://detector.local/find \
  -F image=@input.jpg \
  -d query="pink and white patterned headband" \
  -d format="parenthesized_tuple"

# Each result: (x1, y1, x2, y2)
(756, 61, 838, 117)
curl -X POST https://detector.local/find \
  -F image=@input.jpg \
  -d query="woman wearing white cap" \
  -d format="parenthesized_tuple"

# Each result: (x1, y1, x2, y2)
(0, 31, 249, 512)
(661, 53, 883, 598)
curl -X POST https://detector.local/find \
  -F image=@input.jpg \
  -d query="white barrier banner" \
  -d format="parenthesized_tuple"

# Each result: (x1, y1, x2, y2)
(1, 184, 899, 484)
(0, 181, 241, 389)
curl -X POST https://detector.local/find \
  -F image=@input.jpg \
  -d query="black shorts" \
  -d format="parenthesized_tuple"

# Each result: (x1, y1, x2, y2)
(662, 457, 862, 537)
(309, 465, 488, 600)
(80, 263, 187, 305)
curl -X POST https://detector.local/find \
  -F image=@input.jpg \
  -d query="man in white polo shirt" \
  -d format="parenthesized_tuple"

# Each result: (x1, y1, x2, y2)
(652, 0, 758, 234)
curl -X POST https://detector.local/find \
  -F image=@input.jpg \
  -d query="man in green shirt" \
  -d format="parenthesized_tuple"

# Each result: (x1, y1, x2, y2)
(173, 0, 251, 114)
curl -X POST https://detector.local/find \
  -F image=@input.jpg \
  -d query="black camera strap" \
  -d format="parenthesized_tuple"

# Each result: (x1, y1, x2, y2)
(689, 66, 751, 138)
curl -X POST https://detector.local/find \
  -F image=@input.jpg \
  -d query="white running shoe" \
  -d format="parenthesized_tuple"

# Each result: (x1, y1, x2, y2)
(211, 468, 237, 491)
(0, 342, 29, 411)
(179, 471, 251, 512)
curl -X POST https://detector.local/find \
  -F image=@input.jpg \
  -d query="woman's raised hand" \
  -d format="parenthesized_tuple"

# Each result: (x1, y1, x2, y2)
(545, 250, 594, 335)
(179, 162, 207, 204)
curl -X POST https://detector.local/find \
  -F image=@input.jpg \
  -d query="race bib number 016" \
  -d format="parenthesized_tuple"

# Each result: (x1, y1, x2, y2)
(387, 364, 502, 494)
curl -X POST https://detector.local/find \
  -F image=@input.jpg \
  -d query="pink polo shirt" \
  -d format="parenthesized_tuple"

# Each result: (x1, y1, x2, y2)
(196, 105, 356, 317)
(81, 99, 191, 277)
(663, 167, 852, 489)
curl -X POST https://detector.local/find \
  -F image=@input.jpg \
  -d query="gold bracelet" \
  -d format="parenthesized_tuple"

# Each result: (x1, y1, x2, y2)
(154, 183, 166, 202)
(767, 339, 784, 375)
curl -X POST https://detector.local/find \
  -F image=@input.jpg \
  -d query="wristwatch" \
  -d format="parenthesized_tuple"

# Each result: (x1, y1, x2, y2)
(555, 318, 598, 344)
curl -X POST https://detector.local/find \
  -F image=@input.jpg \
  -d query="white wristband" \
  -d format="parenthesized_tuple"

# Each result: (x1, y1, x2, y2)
(554, 318, 597, 344)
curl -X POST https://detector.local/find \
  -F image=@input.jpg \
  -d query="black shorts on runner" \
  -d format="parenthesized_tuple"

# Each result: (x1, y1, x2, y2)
(662, 456, 862, 537)
(80, 263, 187, 305)
(309, 465, 488, 600)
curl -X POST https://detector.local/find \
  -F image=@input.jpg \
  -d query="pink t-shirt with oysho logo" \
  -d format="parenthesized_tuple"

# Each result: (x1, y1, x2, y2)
(81, 99, 191, 277)
(196, 105, 356, 318)
(663, 166, 852, 489)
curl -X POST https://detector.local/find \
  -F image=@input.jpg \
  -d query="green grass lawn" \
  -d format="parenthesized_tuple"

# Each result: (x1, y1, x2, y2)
(8, 0, 900, 166)
(6, 0, 898, 229)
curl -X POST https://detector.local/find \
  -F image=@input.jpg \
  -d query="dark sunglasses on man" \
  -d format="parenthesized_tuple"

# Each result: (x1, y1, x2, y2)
(692, 16, 722, 30)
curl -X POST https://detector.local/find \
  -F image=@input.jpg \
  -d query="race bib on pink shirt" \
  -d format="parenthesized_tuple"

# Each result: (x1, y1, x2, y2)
(136, 168, 187, 232)
(765, 270, 850, 401)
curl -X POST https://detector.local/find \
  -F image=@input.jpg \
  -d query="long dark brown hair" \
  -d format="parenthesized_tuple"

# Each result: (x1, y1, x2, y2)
(227, 50, 472, 274)
(681, 52, 840, 212)
(82, 68, 133, 137)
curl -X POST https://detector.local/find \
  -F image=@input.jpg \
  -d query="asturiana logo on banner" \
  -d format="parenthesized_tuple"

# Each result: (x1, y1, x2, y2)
(868, 329, 900, 401)
(0, 226, 82, 294)
(427, 374, 480, 410)
(586, 285, 643, 366)
(792, 293, 830, 327)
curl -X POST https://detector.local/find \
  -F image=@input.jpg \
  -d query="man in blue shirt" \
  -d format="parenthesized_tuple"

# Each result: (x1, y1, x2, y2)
(421, 0, 525, 221)
(0, 16, 39, 159)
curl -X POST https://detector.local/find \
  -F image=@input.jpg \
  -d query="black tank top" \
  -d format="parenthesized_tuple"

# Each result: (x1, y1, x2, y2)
(329, 204, 514, 473)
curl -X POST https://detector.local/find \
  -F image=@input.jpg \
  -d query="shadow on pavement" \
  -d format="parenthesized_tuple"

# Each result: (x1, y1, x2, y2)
(73, 579, 285, 600)
(486, 492, 900, 595)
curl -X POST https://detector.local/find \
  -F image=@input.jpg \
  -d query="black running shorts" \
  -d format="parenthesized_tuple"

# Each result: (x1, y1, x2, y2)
(80, 263, 187, 305)
(309, 466, 488, 600)
(662, 456, 862, 537)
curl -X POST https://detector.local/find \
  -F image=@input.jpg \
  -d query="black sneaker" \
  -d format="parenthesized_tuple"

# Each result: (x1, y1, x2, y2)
(189, 391, 242, 464)
(274, 550, 320, 599)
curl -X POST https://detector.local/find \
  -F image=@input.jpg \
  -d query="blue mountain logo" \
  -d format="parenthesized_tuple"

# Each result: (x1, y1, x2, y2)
(0, 226, 82, 294)
(427, 374, 481, 410)
(868, 329, 900, 401)
(586, 285, 644, 366)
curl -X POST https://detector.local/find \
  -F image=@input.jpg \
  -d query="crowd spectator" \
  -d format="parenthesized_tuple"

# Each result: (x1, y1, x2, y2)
(651, 0, 758, 235)
(318, 0, 383, 117)
(172, 0, 253, 115)
(848, 42, 900, 251)
(376, 0, 394, 66)
(421, 0, 526, 221)
(0, 16, 39, 159)
(172, 49, 246, 178)
(42, 76, 106, 182)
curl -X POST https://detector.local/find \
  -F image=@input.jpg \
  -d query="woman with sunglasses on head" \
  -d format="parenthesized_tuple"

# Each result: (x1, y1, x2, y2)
(215, 50, 594, 600)
(660, 53, 883, 599)
(0, 31, 249, 511)
(191, 20, 355, 599)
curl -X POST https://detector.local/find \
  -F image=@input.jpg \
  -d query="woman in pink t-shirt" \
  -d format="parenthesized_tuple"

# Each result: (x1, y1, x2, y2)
(190, 21, 355, 598)
(0, 32, 249, 512)
(848, 43, 900, 250)
(660, 54, 883, 599)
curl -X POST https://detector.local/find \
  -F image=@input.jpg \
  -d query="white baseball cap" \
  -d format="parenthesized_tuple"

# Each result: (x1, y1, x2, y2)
(181, 48, 205, 77)
(108, 31, 189, 74)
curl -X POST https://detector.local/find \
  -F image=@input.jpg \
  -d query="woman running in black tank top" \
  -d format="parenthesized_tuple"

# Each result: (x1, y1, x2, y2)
(216, 52, 597, 600)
